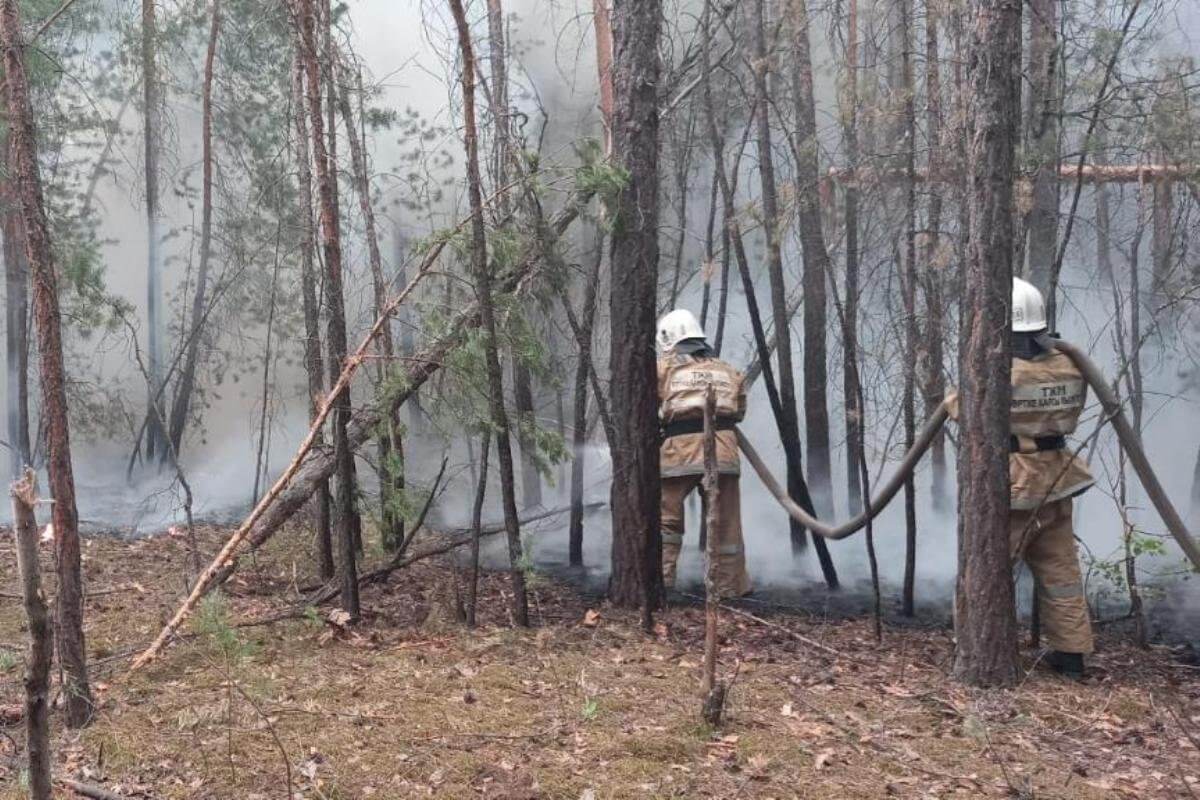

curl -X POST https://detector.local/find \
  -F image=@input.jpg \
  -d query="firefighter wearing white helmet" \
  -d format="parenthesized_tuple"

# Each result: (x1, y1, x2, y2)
(950, 279, 1094, 675)
(656, 309, 752, 597)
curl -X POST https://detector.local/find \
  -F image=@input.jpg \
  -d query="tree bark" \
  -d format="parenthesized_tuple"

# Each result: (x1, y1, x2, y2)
(295, 0, 359, 620)
(952, 0, 1021, 688)
(748, 0, 837, 587)
(900, 0, 919, 617)
(922, 0, 949, 512)
(606, 0, 663, 624)
(0, 0, 94, 723)
(840, 0, 863, 514)
(466, 433, 490, 628)
(786, 0, 834, 519)
(484, 0, 543, 511)
(290, 39, 333, 579)
(1024, 0, 1059, 293)
(10, 469, 51, 800)
(166, 0, 220, 459)
(338, 67, 405, 550)
(3, 120, 30, 479)
(592, 0, 614, 154)
(569, 231, 603, 567)
(449, 0, 530, 627)
(142, 0, 165, 462)
(1151, 174, 1172, 296)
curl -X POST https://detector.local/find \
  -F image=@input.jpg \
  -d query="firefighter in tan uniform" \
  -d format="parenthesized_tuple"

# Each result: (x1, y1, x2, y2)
(1008, 277, 1094, 677)
(951, 279, 1095, 676)
(656, 309, 753, 598)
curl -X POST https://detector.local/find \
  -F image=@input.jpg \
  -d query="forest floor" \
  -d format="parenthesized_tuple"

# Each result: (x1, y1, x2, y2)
(1, 521, 1199, 799)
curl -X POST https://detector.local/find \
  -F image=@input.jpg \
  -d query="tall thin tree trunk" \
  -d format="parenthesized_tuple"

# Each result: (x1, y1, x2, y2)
(485, 0, 542, 511)
(787, 0, 834, 519)
(1024, 0, 1059, 293)
(841, 0, 863, 513)
(569, 232, 603, 567)
(593, 0, 615, 154)
(290, 41, 333, 580)
(166, 0, 220, 459)
(1151, 174, 1172, 297)
(0, 0, 94, 723)
(295, 0, 359, 619)
(900, 0, 919, 617)
(393, 225, 424, 434)
(750, 0, 838, 586)
(251, 242, 282, 503)
(142, 0, 165, 462)
(3, 123, 30, 479)
(606, 0, 663, 625)
(449, 0, 530, 627)
(922, 0, 949, 512)
(952, 0, 1021, 688)
(466, 433, 490, 627)
(338, 68, 404, 549)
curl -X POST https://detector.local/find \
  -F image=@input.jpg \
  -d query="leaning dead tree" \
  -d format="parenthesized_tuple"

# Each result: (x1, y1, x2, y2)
(0, 0, 93, 726)
(131, 179, 596, 669)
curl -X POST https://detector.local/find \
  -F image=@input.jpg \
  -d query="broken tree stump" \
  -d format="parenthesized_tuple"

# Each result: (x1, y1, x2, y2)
(10, 468, 53, 800)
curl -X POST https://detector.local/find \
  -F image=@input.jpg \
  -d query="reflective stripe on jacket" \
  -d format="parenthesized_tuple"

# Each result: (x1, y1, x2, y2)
(658, 351, 746, 477)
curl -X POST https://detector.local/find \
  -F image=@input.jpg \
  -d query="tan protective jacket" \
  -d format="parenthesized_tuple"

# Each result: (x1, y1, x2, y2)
(658, 351, 746, 477)
(1009, 351, 1094, 510)
(944, 349, 1094, 509)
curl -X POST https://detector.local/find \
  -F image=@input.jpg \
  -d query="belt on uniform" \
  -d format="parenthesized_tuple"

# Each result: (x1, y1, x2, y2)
(1010, 434, 1066, 453)
(661, 418, 737, 440)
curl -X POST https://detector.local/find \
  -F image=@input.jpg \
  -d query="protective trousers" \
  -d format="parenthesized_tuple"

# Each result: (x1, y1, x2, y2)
(660, 474, 752, 598)
(1010, 498, 1094, 654)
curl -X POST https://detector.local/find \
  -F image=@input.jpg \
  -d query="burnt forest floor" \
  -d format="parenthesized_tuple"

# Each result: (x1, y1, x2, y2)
(1, 519, 1199, 799)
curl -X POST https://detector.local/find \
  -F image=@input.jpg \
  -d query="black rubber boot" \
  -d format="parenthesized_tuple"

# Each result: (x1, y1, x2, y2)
(1045, 650, 1085, 679)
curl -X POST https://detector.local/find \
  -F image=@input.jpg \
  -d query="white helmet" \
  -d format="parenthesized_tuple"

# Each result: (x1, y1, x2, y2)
(656, 308, 706, 352)
(1012, 277, 1047, 333)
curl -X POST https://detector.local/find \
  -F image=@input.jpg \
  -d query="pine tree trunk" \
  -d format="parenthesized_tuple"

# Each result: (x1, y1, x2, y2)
(337, 69, 404, 549)
(841, 0, 863, 514)
(900, 0, 920, 617)
(295, 0, 359, 619)
(922, 0, 949, 512)
(449, 0, 530, 627)
(952, 0, 1021, 688)
(1151, 175, 1172, 296)
(787, 0, 834, 519)
(167, 0, 220, 460)
(290, 39, 333, 579)
(750, 0, 837, 585)
(1024, 0, 1059, 293)
(606, 0, 663, 623)
(3, 121, 30, 479)
(142, 0, 165, 462)
(0, 0, 94, 723)
(569, 231, 603, 567)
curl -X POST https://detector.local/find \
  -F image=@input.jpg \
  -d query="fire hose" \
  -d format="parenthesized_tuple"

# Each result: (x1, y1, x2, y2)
(736, 339, 1200, 572)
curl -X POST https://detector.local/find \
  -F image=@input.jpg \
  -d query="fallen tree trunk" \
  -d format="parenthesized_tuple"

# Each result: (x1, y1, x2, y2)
(130, 187, 592, 671)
